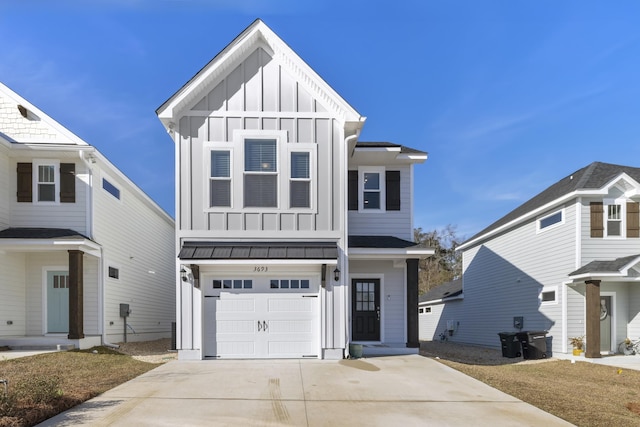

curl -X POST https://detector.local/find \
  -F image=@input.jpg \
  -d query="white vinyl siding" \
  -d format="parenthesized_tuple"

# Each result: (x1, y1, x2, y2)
(581, 197, 640, 262)
(457, 203, 577, 353)
(9, 159, 87, 233)
(0, 149, 9, 228)
(349, 260, 406, 344)
(348, 165, 413, 241)
(94, 167, 175, 343)
(0, 252, 26, 336)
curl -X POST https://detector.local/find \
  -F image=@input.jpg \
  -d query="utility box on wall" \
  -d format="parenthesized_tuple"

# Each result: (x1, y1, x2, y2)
(119, 303, 130, 318)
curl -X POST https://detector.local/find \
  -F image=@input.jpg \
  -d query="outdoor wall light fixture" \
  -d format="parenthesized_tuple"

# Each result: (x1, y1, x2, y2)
(333, 267, 340, 282)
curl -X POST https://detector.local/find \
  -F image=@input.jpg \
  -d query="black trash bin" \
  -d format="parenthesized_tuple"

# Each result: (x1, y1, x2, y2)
(516, 331, 547, 359)
(498, 332, 522, 358)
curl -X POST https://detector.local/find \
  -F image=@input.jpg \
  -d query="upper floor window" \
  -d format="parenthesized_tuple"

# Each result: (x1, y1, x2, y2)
(362, 170, 382, 210)
(210, 150, 231, 207)
(349, 168, 400, 212)
(102, 177, 121, 200)
(537, 209, 563, 232)
(244, 139, 277, 208)
(37, 164, 56, 202)
(607, 204, 622, 237)
(590, 200, 639, 238)
(290, 152, 310, 208)
(17, 161, 76, 204)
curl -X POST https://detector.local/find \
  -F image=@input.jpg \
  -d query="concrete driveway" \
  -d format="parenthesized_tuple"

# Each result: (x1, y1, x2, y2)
(39, 355, 573, 426)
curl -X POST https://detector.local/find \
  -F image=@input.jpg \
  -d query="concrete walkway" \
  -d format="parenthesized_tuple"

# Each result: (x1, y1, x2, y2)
(38, 355, 573, 427)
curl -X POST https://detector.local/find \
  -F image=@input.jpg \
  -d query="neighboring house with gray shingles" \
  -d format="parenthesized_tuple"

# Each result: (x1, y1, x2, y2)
(156, 19, 433, 360)
(428, 162, 640, 357)
(0, 82, 175, 350)
(418, 278, 462, 341)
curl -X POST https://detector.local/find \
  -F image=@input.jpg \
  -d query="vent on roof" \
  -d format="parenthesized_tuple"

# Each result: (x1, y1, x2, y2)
(17, 105, 28, 118)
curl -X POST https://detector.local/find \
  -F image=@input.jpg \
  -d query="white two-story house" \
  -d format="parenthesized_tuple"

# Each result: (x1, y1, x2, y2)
(424, 161, 640, 358)
(156, 19, 432, 360)
(0, 82, 175, 349)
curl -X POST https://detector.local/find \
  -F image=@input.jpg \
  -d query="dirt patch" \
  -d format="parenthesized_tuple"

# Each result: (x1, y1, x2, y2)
(115, 338, 177, 364)
(420, 340, 640, 427)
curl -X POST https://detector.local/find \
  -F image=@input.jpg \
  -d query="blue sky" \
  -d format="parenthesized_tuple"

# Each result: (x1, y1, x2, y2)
(2, 1, 640, 240)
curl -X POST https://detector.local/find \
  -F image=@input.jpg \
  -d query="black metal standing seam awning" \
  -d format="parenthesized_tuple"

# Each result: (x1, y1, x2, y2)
(178, 241, 339, 260)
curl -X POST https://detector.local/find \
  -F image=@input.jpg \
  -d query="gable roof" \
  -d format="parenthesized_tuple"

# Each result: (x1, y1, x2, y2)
(156, 19, 364, 133)
(354, 142, 428, 162)
(568, 254, 640, 280)
(460, 162, 640, 250)
(419, 278, 463, 304)
(0, 82, 88, 146)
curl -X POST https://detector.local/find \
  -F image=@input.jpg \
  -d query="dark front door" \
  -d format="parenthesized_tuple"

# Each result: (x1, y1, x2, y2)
(352, 279, 380, 341)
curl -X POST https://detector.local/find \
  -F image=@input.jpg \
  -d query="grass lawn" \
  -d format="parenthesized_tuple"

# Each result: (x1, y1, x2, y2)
(438, 358, 640, 427)
(0, 347, 157, 427)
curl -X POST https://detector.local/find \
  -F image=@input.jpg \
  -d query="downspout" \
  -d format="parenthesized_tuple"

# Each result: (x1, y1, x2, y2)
(79, 150, 119, 349)
(342, 132, 359, 358)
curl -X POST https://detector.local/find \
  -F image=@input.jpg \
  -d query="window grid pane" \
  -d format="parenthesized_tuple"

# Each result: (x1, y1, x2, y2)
(244, 175, 277, 207)
(245, 140, 276, 172)
(291, 152, 309, 178)
(211, 151, 230, 177)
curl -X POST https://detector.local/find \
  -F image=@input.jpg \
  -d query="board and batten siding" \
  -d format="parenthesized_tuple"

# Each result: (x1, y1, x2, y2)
(458, 203, 577, 352)
(347, 165, 413, 241)
(580, 197, 640, 263)
(349, 260, 406, 343)
(177, 47, 343, 237)
(93, 167, 175, 342)
(0, 252, 26, 336)
(8, 158, 87, 234)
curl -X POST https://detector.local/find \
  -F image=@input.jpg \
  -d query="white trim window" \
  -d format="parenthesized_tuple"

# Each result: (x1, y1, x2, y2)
(289, 151, 310, 208)
(359, 167, 385, 211)
(537, 209, 564, 233)
(540, 287, 558, 305)
(33, 159, 59, 203)
(244, 139, 278, 208)
(606, 202, 623, 237)
(210, 150, 232, 207)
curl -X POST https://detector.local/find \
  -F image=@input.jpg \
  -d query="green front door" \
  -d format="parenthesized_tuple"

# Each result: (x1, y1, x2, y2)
(47, 271, 69, 333)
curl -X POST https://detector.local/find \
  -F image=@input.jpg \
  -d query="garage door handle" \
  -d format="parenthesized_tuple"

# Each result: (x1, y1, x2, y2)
(258, 321, 262, 332)
(263, 321, 268, 331)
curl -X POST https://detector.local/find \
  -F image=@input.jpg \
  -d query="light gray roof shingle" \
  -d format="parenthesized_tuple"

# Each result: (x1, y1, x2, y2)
(419, 278, 463, 303)
(568, 254, 640, 276)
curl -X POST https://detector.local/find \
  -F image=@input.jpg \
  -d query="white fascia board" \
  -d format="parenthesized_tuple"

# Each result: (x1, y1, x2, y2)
(419, 295, 464, 306)
(0, 238, 102, 257)
(354, 147, 401, 153)
(0, 82, 89, 146)
(568, 272, 625, 281)
(157, 20, 363, 129)
(349, 247, 434, 260)
(459, 190, 587, 251)
(91, 149, 174, 225)
(179, 259, 337, 266)
(396, 153, 428, 163)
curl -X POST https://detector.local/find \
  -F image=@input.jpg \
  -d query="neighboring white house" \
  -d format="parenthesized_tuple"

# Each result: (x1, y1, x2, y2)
(425, 162, 640, 358)
(0, 82, 175, 349)
(418, 278, 462, 341)
(156, 19, 433, 360)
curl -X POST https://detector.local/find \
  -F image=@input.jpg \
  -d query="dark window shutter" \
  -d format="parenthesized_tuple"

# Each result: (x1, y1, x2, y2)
(386, 171, 401, 211)
(60, 163, 76, 203)
(590, 202, 603, 238)
(17, 162, 32, 202)
(627, 202, 639, 238)
(348, 170, 358, 210)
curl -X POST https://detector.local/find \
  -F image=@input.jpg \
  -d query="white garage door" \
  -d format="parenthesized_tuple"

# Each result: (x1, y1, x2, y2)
(203, 278, 320, 359)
